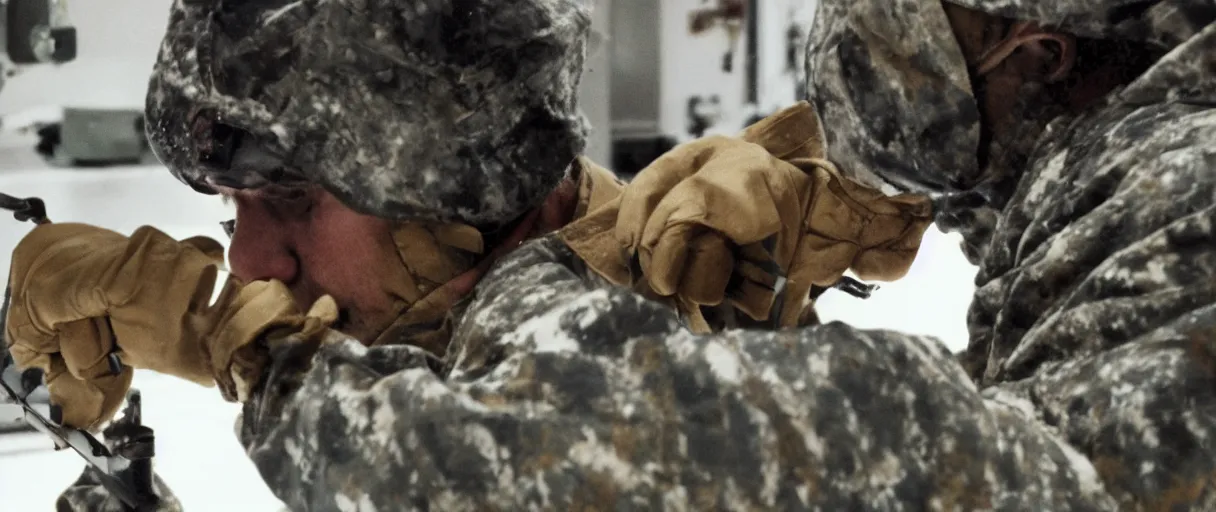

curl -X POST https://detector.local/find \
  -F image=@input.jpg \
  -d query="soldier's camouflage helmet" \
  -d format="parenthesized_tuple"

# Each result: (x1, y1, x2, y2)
(804, 0, 1208, 196)
(145, 0, 591, 229)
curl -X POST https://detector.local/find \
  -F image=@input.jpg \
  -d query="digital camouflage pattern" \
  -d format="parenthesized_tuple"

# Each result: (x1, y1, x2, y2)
(56, 467, 183, 512)
(145, 0, 590, 229)
(53, 0, 1216, 510)
(235, 235, 1118, 511)
(806, 0, 1216, 509)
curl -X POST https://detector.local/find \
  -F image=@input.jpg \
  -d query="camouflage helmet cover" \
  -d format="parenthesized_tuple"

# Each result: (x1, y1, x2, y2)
(146, 0, 592, 228)
(804, 0, 1211, 197)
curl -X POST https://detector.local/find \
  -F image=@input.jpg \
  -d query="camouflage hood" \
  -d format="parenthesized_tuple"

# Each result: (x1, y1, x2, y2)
(805, 0, 1216, 197)
(145, 0, 591, 229)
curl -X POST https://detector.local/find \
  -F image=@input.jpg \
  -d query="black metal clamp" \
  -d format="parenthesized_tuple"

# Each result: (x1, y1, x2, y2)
(0, 192, 49, 224)
(0, 351, 160, 511)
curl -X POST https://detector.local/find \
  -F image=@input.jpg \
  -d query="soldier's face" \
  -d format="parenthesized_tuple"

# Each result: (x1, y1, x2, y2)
(221, 186, 402, 343)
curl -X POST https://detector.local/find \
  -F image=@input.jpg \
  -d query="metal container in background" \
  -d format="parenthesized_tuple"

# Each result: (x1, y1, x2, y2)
(49, 107, 147, 166)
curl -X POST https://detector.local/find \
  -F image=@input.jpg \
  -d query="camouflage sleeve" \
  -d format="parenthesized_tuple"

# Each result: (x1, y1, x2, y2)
(956, 101, 1216, 510)
(980, 322, 1216, 511)
(235, 236, 1118, 511)
(55, 466, 182, 512)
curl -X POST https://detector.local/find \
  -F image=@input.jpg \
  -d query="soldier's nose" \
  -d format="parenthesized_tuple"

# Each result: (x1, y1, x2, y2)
(227, 199, 301, 285)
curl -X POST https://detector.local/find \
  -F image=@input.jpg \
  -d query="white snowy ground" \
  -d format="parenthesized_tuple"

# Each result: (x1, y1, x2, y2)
(0, 132, 978, 511)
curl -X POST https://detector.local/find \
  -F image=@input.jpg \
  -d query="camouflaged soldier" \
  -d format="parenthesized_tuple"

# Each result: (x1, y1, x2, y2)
(6, 0, 1215, 511)
(803, 0, 1216, 509)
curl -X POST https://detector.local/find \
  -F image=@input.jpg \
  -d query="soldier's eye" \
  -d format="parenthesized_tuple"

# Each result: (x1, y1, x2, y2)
(220, 219, 236, 239)
(262, 185, 315, 219)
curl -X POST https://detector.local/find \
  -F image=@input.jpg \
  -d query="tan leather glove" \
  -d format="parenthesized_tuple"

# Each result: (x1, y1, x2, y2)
(5, 223, 337, 430)
(560, 101, 933, 332)
(617, 137, 806, 329)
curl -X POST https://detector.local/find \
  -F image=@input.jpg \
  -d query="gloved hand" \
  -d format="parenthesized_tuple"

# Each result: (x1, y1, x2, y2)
(5, 223, 337, 431)
(613, 137, 805, 328)
(620, 101, 830, 324)
(561, 101, 933, 332)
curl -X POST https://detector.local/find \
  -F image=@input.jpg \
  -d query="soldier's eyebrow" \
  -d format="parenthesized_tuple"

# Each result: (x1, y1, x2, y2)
(215, 184, 310, 209)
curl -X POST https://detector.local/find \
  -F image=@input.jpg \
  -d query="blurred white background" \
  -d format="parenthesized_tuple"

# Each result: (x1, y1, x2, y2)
(0, 1, 978, 510)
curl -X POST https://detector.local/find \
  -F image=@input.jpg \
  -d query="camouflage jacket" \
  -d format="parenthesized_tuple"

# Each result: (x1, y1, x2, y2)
(229, 8, 1216, 512)
(58, 6, 1216, 512)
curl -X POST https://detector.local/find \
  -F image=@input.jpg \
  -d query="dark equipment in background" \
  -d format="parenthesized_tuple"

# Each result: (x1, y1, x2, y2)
(4, 0, 77, 65)
(686, 95, 723, 138)
(33, 108, 150, 166)
(688, 0, 746, 73)
(786, 22, 803, 73)
(6, 2, 150, 167)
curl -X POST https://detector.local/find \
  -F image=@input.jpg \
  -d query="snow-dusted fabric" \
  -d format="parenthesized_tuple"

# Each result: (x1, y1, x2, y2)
(145, 0, 591, 229)
(235, 236, 1116, 510)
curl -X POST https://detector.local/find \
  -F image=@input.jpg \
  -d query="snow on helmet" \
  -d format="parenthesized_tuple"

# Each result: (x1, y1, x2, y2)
(804, 0, 1210, 197)
(146, 0, 591, 229)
